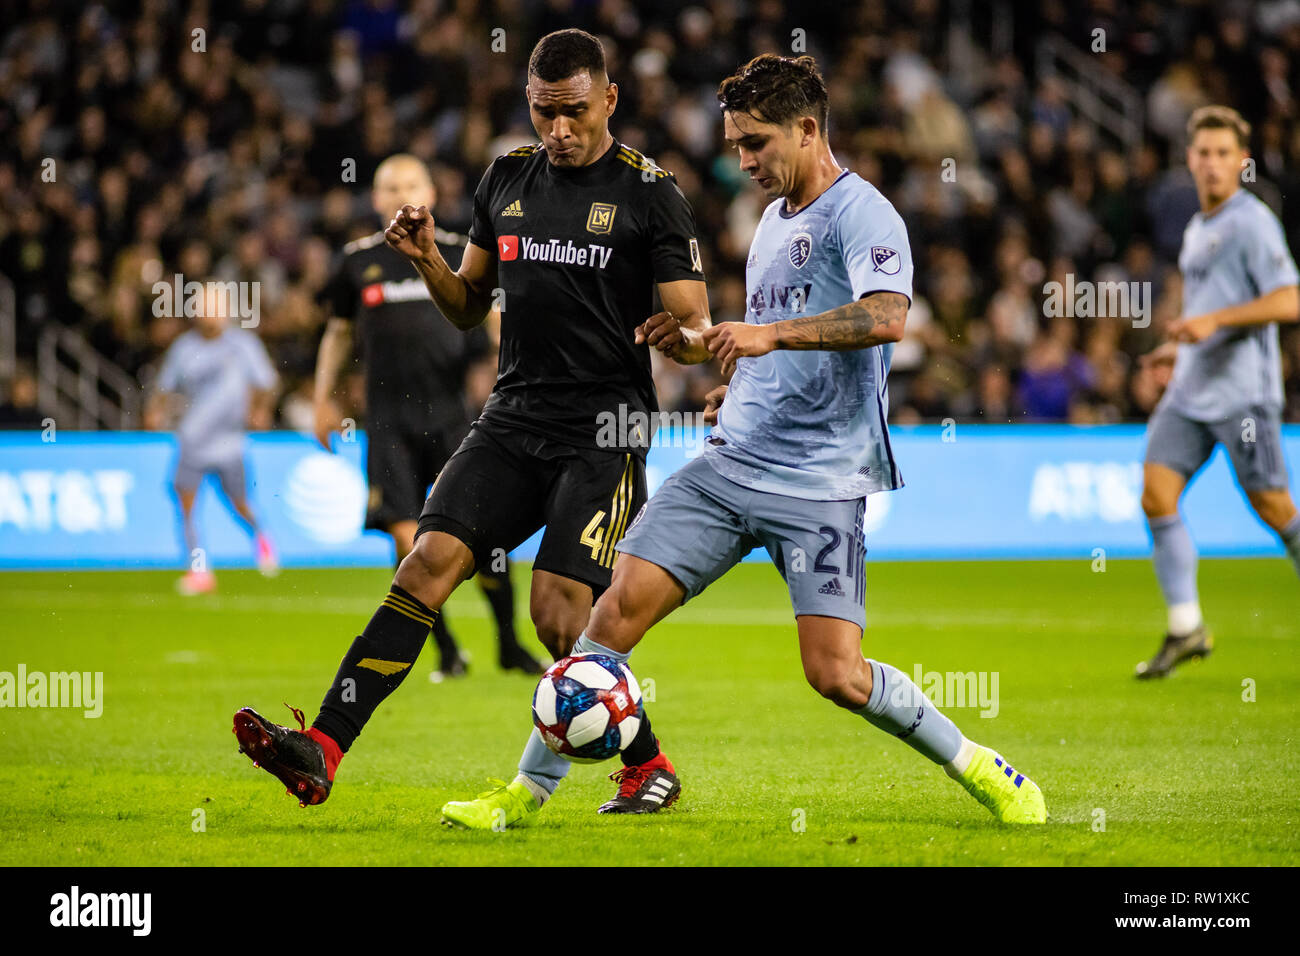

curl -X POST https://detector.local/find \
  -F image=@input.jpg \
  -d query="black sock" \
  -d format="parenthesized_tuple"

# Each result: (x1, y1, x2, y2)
(620, 709, 660, 767)
(476, 562, 521, 654)
(430, 613, 460, 669)
(313, 585, 436, 752)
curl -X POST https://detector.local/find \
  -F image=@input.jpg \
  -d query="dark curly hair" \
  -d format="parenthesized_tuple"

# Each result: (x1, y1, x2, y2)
(717, 54, 829, 137)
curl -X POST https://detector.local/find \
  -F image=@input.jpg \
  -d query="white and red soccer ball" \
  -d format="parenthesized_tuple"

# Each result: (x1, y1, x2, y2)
(532, 654, 644, 763)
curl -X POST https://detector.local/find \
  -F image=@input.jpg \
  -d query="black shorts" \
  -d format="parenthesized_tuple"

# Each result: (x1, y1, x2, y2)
(417, 420, 647, 596)
(366, 418, 470, 531)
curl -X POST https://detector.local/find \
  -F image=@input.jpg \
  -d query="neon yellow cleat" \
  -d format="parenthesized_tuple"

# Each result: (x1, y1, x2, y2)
(440, 778, 541, 830)
(953, 746, 1047, 824)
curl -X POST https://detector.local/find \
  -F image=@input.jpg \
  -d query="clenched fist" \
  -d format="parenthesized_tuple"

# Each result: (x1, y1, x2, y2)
(635, 310, 703, 360)
(385, 204, 438, 261)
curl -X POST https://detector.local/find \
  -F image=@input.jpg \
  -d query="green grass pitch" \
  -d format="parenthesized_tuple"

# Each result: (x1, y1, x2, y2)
(0, 558, 1294, 866)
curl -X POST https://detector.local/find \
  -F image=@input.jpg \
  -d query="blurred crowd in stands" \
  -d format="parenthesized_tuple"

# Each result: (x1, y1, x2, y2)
(5, 0, 1300, 430)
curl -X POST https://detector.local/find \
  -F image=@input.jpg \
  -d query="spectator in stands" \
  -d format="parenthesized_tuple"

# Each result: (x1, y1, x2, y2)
(2, 0, 1299, 428)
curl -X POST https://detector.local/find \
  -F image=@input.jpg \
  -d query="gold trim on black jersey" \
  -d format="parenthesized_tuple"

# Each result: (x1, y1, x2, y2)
(616, 146, 670, 180)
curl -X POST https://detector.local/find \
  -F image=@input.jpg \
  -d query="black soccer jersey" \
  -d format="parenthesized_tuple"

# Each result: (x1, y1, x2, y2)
(320, 229, 491, 430)
(468, 138, 704, 452)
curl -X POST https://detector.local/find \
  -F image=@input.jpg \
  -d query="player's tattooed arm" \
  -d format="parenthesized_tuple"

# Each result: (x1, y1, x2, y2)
(703, 291, 908, 375)
(772, 291, 909, 351)
(386, 204, 496, 329)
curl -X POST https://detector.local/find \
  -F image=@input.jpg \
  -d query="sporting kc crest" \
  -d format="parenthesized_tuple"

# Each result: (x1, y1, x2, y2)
(789, 232, 812, 268)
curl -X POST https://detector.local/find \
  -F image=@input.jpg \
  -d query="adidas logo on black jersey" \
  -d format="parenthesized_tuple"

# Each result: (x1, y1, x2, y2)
(818, 578, 846, 597)
(501, 199, 524, 217)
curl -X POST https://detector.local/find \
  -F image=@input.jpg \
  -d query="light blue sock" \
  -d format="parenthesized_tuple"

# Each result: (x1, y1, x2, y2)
(517, 632, 629, 795)
(1280, 514, 1300, 579)
(571, 632, 631, 664)
(854, 659, 963, 765)
(516, 727, 570, 796)
(1149, 513, 1199, 606)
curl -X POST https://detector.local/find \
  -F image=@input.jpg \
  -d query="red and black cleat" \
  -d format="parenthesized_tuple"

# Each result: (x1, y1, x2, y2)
(232, 704, 333, 807)
(597, 752, 681, 814)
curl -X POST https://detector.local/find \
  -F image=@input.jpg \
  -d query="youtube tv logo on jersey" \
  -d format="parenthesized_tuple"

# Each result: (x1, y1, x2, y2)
(496, 234, 613, 269)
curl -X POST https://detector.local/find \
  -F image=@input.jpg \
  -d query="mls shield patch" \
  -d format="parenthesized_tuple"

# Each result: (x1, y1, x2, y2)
(871, 246, 901, 275)
(586, 202, 617, 235)
(788, 232, 812, 269)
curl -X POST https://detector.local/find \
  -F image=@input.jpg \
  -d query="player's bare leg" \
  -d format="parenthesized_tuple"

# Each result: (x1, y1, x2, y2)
(1137, 462, 1212, 678)
(480, 559, 542, 674)
(391, 519, 417, 562)
(206, 461, 278, 578)
(584, 555, 685, 654)
(226, 490, 278, 578)
(529, 569, 594, 659)
(1141, 462, 1187, 521)
(173, 485, 214, 595)
(1246, 487, 1300, 536)
(797, 614, 1045, 823)
(1247, 485, 1300, 579)
(234, 529, 475, 805)
(391, 519, 538, 679)
(389, 518, 466, 680)
(796, 615, 872, 709)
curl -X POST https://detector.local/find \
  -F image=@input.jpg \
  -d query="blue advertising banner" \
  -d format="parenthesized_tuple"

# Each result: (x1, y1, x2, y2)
(0, 426, 1292, 569)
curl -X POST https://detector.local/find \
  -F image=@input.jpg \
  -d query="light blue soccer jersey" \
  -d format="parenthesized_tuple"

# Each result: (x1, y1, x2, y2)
(703, 170, 913, 500)
(1164, 188, 1299, 421)
(155, 326, 276, 462)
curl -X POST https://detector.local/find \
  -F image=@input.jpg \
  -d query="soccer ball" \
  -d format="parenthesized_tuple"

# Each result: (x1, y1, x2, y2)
(532, 654, 644, 763)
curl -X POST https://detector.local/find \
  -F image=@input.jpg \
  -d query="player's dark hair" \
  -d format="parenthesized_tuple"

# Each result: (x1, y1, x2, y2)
(1186, 105, 1251, 149)
(528, 29, 607, 83)
(717, 54, 829, 137)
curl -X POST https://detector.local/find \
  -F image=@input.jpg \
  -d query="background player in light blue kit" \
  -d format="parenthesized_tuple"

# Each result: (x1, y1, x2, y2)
(146, 285, 279, 595)
(456, 54, 1045, 826)
(1138, 106, 1300, 678)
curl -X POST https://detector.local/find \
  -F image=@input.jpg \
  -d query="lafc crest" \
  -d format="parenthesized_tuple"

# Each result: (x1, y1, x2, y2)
(587, 202, 617, 235)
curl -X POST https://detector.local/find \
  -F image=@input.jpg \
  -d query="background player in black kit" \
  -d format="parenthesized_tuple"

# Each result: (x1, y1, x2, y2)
(233, 30, 713, 817)
(314, 154, 542, 679)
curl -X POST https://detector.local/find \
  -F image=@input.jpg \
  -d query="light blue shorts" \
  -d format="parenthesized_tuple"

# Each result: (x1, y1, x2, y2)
(1145, 402, 1288, 491)
(174, 446, 247, 496)
(615, 455, 868, 628)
